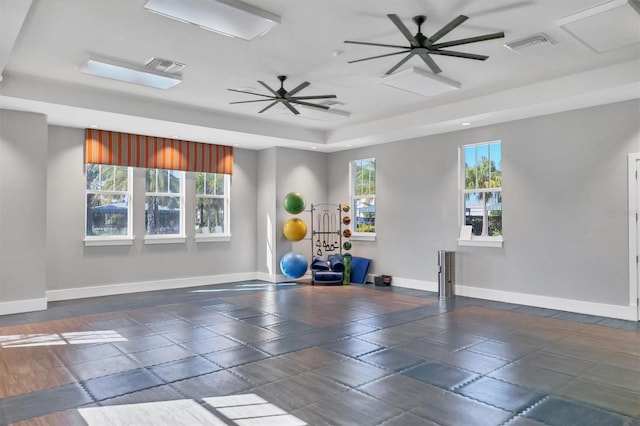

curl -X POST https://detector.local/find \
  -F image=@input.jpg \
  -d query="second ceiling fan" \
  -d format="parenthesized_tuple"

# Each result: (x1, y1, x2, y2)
(228, 76, 337, 115)
(345, 14, 505, 75)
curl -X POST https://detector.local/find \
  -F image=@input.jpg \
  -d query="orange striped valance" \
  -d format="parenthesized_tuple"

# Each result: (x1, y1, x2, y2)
(85, 129, 233, 174)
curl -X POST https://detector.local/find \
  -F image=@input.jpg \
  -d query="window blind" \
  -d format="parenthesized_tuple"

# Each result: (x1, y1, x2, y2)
(85, 129, 233, 174)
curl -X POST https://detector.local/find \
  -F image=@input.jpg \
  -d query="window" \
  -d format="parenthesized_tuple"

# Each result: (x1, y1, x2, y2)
(85, 164, 132, 240)
(145, 168, 185, 237)
(461, 141, 502, 244)
(195, 172, 230, 238)
(350, 158, 376, 237)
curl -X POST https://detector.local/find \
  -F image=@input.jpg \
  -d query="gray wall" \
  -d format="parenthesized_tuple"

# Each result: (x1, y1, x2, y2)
(328, 100, 640, 306)
(256, 147, 277, 277)
(255, 147, 328, 278)
(0, 109, 48, 302)
(46, 126, 258, 290)
(275, 147, 328, 270)
(2, 101, 638, 313)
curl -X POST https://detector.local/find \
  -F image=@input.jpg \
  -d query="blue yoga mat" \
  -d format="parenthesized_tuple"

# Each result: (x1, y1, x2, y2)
(350, 257, 371, 284)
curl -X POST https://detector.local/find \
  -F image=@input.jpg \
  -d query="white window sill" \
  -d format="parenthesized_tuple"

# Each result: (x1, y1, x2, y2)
(195, 234, 231, 242)
(144, 236, 187, 245)
(84, 237, 134, 247)
(351, 233, 376, 242)
(457, 238, 503, 248)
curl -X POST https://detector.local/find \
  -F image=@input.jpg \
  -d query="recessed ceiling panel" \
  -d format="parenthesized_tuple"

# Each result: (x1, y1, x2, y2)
(557, 0, 640, 52)
(382, 67, 461, 97)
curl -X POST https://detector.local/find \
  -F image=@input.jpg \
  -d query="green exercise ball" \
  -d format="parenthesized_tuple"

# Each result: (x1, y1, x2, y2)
(283, 192, 306, 214)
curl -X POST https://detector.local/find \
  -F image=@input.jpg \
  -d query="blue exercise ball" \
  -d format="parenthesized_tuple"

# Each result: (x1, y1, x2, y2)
(280, 251, 308, 279)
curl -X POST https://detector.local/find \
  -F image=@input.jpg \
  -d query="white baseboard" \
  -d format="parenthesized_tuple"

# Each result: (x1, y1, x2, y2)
(9, 274, 636, 321)
(46, 272, 258, 302)
(385, 276, 438, 292)
(256, 272, 293, 283)
(389, 277, 637, 321)
(455, 285, 637, 321)
(0, 297, 47, 316)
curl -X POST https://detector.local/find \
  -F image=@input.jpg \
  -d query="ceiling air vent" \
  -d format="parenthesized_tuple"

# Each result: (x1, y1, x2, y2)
(144, 57, 186, 74)
(504, 33, 556, 51)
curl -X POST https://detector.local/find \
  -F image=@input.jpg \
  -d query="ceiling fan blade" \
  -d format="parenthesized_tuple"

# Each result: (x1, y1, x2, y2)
(416, 51, 442, 74)
(344, 40, 409, 49)
(287, 81, 311, 96)
(230, 99, 276, 104)
(282, 101, 300, 115)
(259, 101, 279, 113)
(290, 95, 337, 100)
(348, 50, 411, 64)
(429, 49, 488, 61)
(257, 80, 278, 96)
(227, 89, 274, 98)
(431, 32, 505, 49)
(429, 15, 468, 43)
(387, 14, 418, 46)
(385, 52, 415, 75)
(289, 100, 331, 110)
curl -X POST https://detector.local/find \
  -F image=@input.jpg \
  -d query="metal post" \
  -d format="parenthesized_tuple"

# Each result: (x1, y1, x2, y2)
(438, 250, 455, 299)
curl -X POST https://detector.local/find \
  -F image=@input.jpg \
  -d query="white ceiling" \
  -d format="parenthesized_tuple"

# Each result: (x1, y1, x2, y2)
(1, 0, 639, 151)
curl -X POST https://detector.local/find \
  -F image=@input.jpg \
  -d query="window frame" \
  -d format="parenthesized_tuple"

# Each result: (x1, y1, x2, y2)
(458, 140, 503, 248)
(195, 172, 231, 242)
(349, 158, 376, 241)
(84, 164, 134, 246)
(144, 168, 186, 244)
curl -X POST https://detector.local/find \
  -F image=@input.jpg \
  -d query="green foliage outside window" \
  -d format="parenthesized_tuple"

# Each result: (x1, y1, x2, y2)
(463, 142, 502, 237)
(352, 159, 376, 233)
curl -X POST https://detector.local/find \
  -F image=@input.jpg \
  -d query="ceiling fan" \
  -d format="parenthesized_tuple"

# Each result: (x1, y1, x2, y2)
(345, 14, 505, 75)
(228, 76, 337, 115)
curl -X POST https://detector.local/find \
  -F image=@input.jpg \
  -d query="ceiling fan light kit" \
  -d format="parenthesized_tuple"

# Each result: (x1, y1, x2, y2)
(345, 13, 504, 75)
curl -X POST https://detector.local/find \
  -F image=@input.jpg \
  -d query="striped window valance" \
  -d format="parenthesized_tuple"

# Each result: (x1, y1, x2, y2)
(85, 129, 233, 174)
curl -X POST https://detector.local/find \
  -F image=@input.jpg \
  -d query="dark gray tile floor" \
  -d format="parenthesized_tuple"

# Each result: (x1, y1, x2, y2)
(0, 281, 638, 426)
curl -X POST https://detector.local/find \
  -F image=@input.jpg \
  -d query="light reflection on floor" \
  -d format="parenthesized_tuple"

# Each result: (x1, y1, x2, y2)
(78, 394, 308, 426)
(0, 330, 128, 348)
(190, 283, 298, 293)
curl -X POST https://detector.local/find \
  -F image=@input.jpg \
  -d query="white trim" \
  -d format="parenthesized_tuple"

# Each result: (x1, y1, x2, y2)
(0, 298, 47, 316)
(195, 173, 231, 236)
(256, 272, 277, 283)
(349, 158, 376, 236)
(458, 140, 503, 240)
(388, 277, 438, 292)
(46, 272, 258, 302)
(457, 284, 637, 321)
(195, 234, 231, 243)
(256, 272, 312, 283)
(84, 237, 134, 246)
(351, 233, 376, 242)
(390, 274, 636, 320)
(85, 165, 134, 241)
(457, 237, 503, 248)
(628, 153, 639, 320)
(144, 236, 187, 244)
